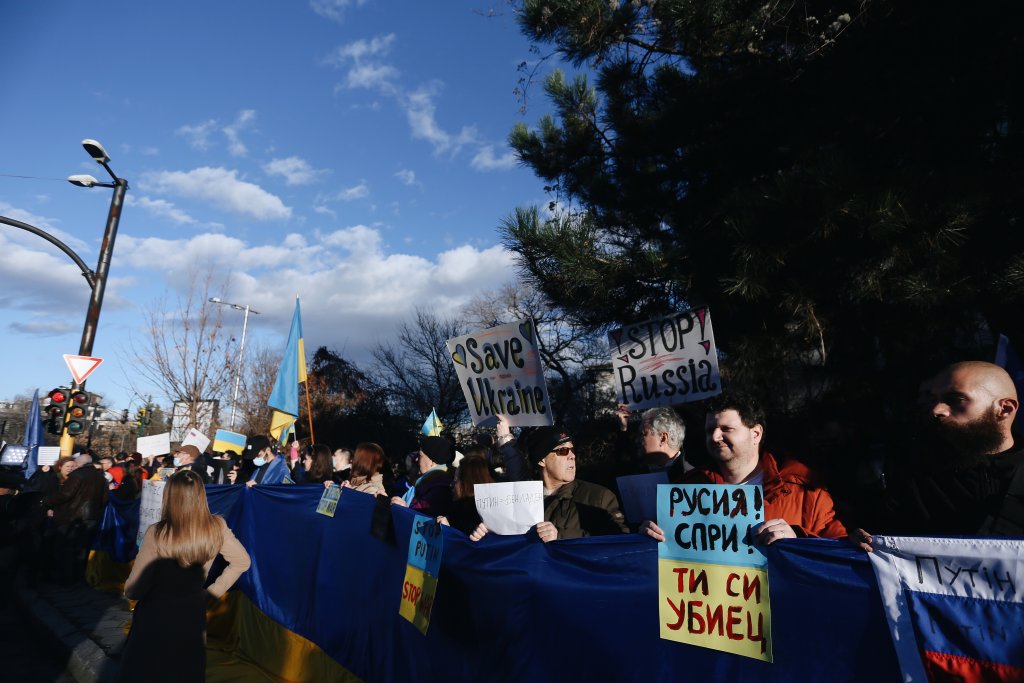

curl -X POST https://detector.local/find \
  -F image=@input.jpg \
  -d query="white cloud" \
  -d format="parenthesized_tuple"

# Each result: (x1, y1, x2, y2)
(263, 156, 325, 186)
(318, 182, 369, 204)
(313, 205, 337, 218)
(322, 225, 381, 254)
(310, 0, 367, 23)
(324, 34, 399, 94)
(471, 145, 518, 171)
(177, 120, 217, 150)
(403, 85, 478, 156)
(223, 109, 256, 157)
(140, 167, 291, 220)
(324, 34, 395, 64)
(395, 169, 418, 186)
(128, 195, 198, 225)
(0, 202, 87, 253)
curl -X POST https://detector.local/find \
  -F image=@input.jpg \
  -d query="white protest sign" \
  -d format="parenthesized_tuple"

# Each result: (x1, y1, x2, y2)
(180, 428, 210, 453)
(137, 479, 167, 547)
(446, 318, 553, 427)
(608, 307, 721, 410)
(136, 432, 171, 458)
(616, 471, 669, 524)
(474, 480, 544, 535)
(37, 446, 61, 467)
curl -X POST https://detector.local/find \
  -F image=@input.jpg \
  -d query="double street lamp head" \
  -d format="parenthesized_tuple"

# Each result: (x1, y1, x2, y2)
(67, 139, 120, 187)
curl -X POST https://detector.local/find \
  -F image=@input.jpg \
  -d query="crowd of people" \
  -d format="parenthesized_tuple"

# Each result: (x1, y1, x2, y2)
(3, 360, 1024, 582)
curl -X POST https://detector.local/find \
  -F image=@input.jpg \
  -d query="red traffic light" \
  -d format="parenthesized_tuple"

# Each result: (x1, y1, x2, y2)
(71, 391, 90, 405)
(49, 388, 68, 404)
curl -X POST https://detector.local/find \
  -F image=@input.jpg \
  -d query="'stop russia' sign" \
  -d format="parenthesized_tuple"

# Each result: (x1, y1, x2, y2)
(608, 307, 721, 410)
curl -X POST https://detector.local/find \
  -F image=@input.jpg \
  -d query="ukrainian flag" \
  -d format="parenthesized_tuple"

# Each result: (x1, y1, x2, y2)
(420, 408, 443, 437)
(268, 298, 307, 444)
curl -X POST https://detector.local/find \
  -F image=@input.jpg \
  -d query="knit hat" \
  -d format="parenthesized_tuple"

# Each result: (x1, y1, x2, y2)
(177, 444, 201, 461)
(527, 426, 573, 464)
(420, 436, 455, 466)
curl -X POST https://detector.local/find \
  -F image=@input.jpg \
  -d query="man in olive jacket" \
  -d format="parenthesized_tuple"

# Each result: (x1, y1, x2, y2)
(527, 427, 629, 541)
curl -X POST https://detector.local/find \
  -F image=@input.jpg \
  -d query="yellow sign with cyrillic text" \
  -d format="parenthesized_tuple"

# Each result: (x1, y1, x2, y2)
(658, 558, 772, 662)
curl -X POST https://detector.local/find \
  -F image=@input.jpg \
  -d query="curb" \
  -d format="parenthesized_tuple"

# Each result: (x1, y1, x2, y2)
(15, 587, 119, 683)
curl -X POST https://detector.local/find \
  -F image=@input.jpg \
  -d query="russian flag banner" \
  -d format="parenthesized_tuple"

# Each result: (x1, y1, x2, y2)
(869, 536, 1024, 682)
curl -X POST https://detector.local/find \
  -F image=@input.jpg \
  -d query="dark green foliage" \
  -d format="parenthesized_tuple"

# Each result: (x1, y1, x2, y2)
(506, 0, 1024, 419)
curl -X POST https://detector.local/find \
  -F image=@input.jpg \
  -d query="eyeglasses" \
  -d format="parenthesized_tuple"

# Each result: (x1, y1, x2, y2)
(551, 446, 575, 457)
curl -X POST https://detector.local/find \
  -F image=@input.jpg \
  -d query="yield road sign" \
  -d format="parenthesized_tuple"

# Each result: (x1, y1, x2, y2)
(63, 354, 103, 384)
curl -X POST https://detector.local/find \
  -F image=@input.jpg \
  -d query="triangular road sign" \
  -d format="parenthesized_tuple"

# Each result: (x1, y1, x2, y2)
(63, 354, 104, 385)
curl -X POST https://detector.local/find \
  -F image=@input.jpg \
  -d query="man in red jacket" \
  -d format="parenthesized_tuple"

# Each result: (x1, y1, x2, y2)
(641, 391, 846, 544)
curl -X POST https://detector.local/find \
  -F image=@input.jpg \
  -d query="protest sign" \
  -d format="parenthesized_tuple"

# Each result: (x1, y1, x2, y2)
(37, 446, 60, 467)
(616, 471, 669, 525)
(316, 485, 341, 517)
(212, 429, 247, 456)
(180, 428, 211, 453)
(399, 516, 444, 635)
(658, 559, 771, 660)
(137, 479, 167, 547)
(869, 536, 1024, 682)
(657, 484, 767, 567)
(474, 481, 544, 535)
(608, 308, 721, 410)
(136, 432, 171, 458)
(446, 318, 553, 427)
(657, 483, 772, 661)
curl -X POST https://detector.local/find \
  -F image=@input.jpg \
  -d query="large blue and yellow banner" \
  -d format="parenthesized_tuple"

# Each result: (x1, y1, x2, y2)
(94, 484, 915, 681)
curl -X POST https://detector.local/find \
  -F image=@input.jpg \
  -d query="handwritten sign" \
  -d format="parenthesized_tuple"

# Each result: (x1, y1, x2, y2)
(608, 308, 721, 410)
(136, 432, 171, 458)
(180, 428, 211, 453)
(137, 479, 166, 547)
(616, 471, 669, 525)
(446, 318, 553, 427)
(868, 536, 1024, 681)
(474, 481, 544, 535)
(657, 484, 767, 567)
(316, 485, 341, 517)
(659, 559, 771, 660)
(657, 484, 772, 661)
(399, 516, 444, 635)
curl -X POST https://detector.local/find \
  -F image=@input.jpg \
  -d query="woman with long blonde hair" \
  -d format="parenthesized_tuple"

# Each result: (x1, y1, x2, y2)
(117, 469, 250, 682)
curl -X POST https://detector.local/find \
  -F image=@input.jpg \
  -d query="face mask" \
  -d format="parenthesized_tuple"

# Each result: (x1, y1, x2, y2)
(253, 457, 267, 467)
(173, 457, 183, 467)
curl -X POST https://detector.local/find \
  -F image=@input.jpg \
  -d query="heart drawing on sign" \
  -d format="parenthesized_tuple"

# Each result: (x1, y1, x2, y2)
(519, 320, 534, 345)
(699, 340, 711, 355)
(451, 344, 467, 367)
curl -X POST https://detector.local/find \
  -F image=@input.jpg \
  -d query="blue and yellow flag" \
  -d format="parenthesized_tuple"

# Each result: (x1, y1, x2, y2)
(420, 408, 443, 437)
(268, 298, 307, 444)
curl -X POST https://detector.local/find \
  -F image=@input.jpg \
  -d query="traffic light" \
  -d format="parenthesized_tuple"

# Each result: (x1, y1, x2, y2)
(46, 388, 69, 435)
(121, 408, 129, 424)
(66, 390, 91, 436)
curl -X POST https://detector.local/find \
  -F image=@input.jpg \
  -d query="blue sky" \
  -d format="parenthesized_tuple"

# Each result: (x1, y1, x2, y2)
(0, 1, 560, 414)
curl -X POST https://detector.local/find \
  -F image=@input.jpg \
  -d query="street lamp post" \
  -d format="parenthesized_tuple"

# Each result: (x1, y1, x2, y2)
(208, 297, 259, 429)
(0, 139, 129, 456)
(73, 140, 129, 359)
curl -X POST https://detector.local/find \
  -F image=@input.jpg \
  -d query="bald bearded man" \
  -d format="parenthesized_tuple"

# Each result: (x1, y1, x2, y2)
(854, 361, 1024, 548)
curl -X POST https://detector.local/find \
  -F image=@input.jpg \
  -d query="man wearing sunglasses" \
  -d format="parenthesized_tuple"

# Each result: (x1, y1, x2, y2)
(526, 426, 629, 541)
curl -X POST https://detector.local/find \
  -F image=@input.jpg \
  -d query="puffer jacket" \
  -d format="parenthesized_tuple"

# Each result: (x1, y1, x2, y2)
(545, 479, 629, 539)
(682, 451, 847, 539)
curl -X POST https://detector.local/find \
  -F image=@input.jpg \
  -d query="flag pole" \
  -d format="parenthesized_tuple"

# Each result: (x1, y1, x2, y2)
(304, 376, 315, 445)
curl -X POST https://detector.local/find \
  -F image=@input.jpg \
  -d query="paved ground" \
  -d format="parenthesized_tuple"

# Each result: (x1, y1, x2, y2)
(7, 580, 128, 683)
